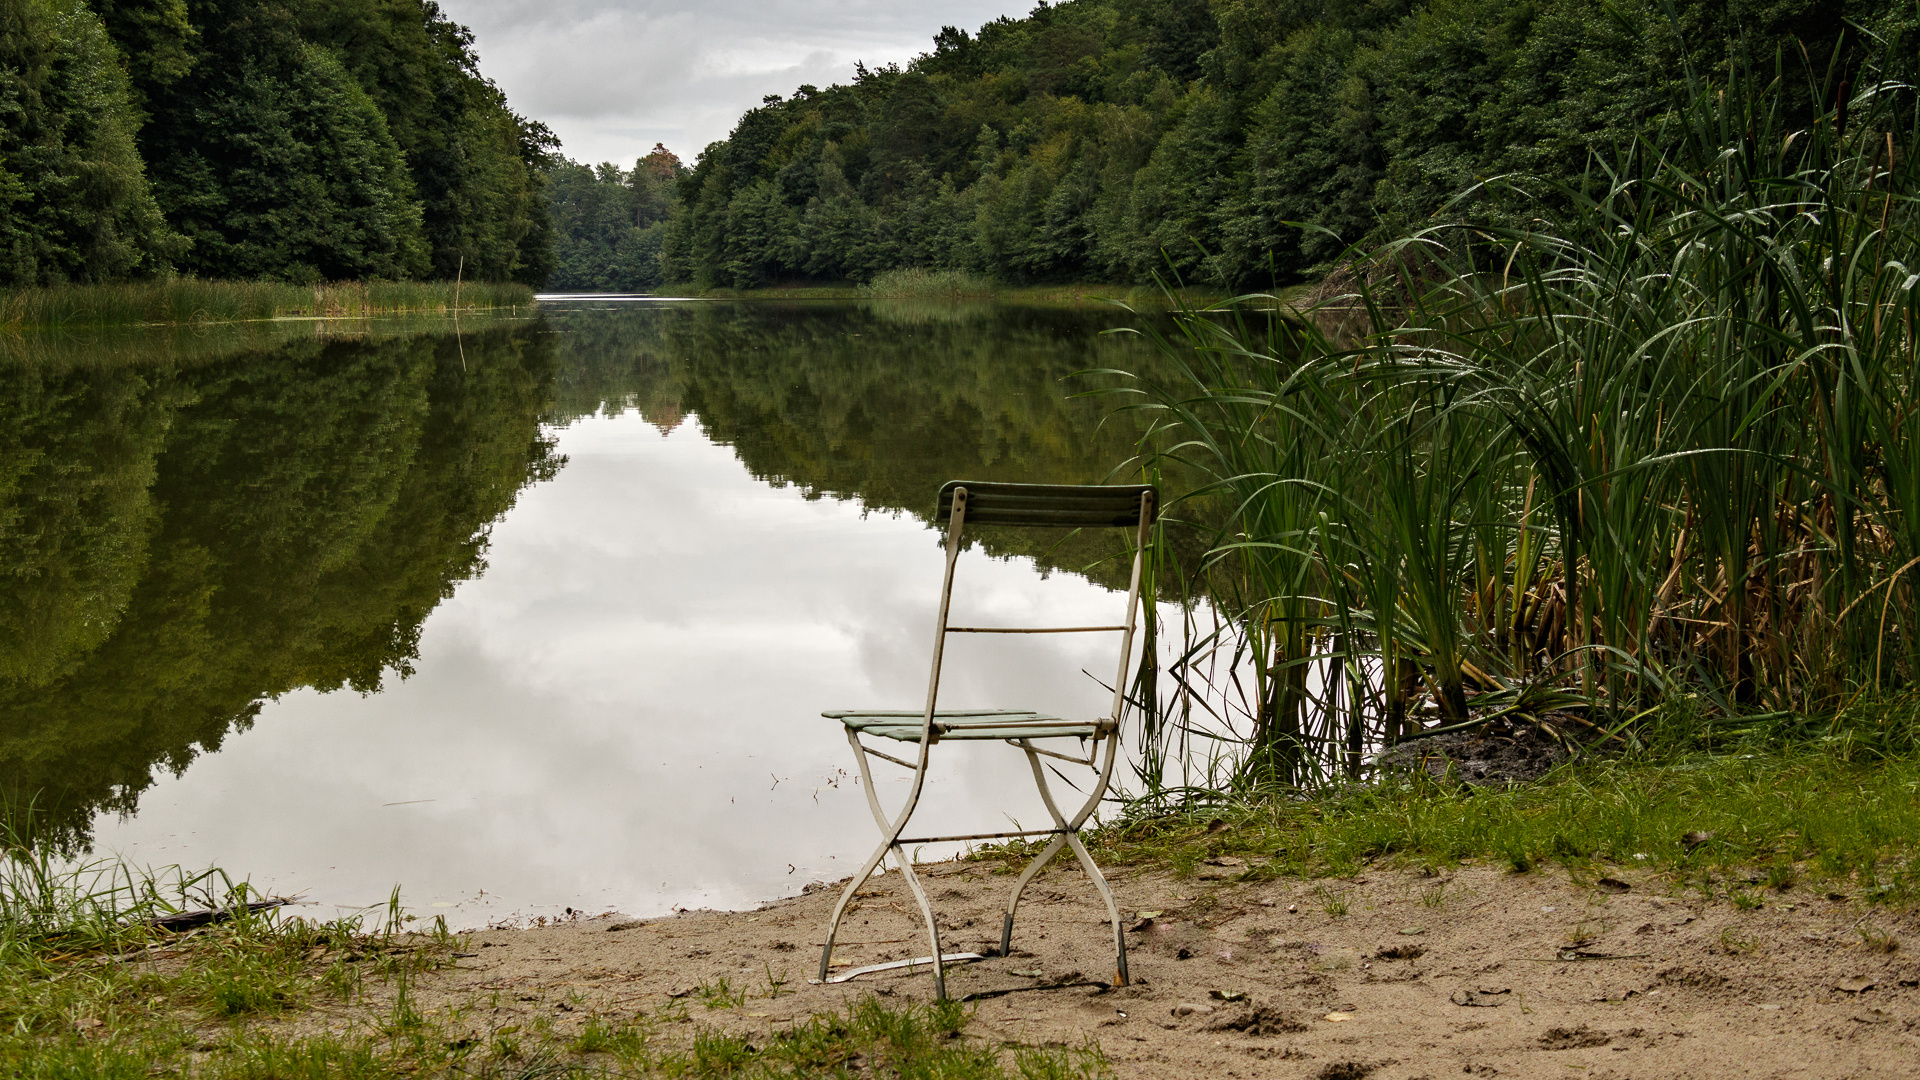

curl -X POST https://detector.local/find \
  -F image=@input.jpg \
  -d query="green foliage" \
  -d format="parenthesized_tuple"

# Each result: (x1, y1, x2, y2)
(147, 38, 428, 282)
(294, 0, 555, 283)
(545, 145, 686, 291)
(862, 267, 996, 298)
(663, 0, 1901, 290)
(25, 0, 557, 286)
(1110, 46, 1920, 791)
(0, 0, 180, 284)
(0, 277, 533, 329)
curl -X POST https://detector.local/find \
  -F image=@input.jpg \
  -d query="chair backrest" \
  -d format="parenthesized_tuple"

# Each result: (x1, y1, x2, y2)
(936, 481, 1155, 528)
(918, 481, 1157, 741)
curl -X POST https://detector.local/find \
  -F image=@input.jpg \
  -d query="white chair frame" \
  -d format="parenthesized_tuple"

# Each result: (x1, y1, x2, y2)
(816, 481, 1154, 999)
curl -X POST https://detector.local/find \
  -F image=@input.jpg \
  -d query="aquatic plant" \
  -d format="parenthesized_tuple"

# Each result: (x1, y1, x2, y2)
(1115, 50, 1920, 789)
(0, 278, 535, 330)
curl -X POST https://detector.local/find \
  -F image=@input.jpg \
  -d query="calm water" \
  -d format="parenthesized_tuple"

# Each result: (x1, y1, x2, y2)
(1, 300, 1173, 925)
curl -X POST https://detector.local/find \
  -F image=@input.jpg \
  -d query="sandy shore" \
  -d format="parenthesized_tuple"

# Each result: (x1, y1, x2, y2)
(386, 859, 1918, 1078)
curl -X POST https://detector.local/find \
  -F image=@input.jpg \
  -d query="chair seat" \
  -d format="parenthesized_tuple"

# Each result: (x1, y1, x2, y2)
(823, 708, 1102, 742)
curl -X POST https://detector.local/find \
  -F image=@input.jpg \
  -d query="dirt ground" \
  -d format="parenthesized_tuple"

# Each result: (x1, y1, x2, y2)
(406, 860, 1920, 1079)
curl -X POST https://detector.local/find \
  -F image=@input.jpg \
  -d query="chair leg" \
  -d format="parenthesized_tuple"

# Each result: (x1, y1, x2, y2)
(889, 843, 947, 1000)
(821, 730, 915, 982)
(996, 833, 1066, 958)
(1020, 743, 1129, 986)
(822, 729, 955, 996)
(818, 834, 897, 983)
(1064, 831, 1129, 986)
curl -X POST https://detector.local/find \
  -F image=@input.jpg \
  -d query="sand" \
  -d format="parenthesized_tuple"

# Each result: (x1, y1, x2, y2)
(400, 860, 1920, 1078)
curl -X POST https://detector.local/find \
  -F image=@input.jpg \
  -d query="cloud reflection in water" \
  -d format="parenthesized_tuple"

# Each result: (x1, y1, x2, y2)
(91, 409, 1146, 924)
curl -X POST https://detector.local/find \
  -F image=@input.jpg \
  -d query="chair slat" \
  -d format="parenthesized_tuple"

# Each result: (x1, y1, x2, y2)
(936, 481, 1154, 528)
(824, 708, 1101, 743)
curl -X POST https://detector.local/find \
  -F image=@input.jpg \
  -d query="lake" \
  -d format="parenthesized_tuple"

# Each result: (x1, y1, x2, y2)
(0, 299, 1178, 926)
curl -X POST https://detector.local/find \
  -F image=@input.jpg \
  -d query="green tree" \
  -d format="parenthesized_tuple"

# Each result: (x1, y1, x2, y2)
(85, 0, 552, 283)
(654, 0, 1904, 290)
(545, 145, 686, 291)
(0, 0, 179, 284)
(156, 40, 427, 281)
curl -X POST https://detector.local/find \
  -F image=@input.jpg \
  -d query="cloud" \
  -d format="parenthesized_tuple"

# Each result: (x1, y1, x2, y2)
(438, 0, 1034, 167)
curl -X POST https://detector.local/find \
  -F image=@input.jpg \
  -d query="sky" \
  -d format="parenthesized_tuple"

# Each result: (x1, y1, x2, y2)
(436, 0, 1037, 169)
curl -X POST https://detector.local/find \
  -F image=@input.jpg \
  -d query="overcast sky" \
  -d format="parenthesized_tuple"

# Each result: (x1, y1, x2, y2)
(437, 0, 1035, 169)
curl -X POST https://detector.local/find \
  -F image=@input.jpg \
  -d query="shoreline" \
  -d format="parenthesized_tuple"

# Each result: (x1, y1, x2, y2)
(13, 738, 1920, 1076)
(593, 282, 1262, 307)
(0, 279, 538, 331)
(78, 858, 1920, 1078)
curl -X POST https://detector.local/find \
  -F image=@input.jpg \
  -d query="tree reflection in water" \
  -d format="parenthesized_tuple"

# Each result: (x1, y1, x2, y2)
(0, 301, 1175, 855)
(0, 326, 561, 851)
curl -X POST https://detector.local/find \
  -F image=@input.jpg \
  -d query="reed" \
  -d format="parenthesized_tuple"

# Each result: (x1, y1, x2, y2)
(860, 266, 999, 299)
(0, 279, 536, 330)
(1112, 47, 1920, 789)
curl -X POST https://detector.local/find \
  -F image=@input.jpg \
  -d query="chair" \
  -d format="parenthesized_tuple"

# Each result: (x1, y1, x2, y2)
(816, 480, 1155, 999)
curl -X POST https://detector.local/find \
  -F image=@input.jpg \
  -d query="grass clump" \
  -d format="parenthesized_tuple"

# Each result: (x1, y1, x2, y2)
(0, 836, 1110, 1079)
(861, 267, 998, 299)
(1062, 728, 1920, 907)
(1107, 48, 1920, 797)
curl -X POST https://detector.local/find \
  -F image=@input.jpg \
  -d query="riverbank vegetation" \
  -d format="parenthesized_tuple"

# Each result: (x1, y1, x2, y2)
(0, 279, 534, 329)
(1107, 41, 1920, 808)
(1078, 702, 1920, 908)
(0, 842, 1110, 1079)
(623, 0, 1897, 291)
(544, 147, 687, 293)
(0, 0, 550, 288)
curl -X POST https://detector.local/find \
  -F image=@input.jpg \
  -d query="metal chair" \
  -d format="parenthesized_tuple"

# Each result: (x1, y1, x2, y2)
(816, 480, 1155, 999)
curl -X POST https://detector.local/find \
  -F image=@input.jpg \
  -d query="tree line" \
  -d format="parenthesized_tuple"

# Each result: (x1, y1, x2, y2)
(543, 144, 684, 292)
(0, 0, 553, 287)
(545, 0, 1905, 292)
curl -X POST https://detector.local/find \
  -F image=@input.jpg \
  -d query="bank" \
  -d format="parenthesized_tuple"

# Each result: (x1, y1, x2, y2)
(0, 280, 538, 331)
(6, 733, 1918, 1079)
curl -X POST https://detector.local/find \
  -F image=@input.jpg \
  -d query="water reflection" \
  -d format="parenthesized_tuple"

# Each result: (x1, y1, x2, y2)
(3, 302, 1171, 922)
(542, 300, 1167, 588)
(1, 324, 560, 852)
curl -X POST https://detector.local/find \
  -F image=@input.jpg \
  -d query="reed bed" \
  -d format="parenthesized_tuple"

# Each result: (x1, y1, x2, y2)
(0, 279, 536, 330)
(1113, 56, 1920, 794)
(860, 266, 1000, 299)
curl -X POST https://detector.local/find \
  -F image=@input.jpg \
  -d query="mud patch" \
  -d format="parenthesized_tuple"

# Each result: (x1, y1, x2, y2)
(1374, 714, 1584, 785)
(1539, 1024, 1611, 1050)
(1204, 1003, 1312, 1036)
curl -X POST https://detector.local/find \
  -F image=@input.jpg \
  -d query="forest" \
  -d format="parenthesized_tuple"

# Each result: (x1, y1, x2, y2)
(544, 0, 1908, 292)
(543, 144, 685, 292)
(0, 0, 552, 287)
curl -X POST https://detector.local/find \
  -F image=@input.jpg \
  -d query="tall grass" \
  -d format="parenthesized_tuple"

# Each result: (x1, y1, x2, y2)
(0, 279, 536, 330)
(860, 266, 998, 299)
(1113, 49, 1920, 792)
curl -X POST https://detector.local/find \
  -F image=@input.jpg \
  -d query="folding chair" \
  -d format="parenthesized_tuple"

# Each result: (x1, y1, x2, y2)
(816, 480, 1155, 999)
